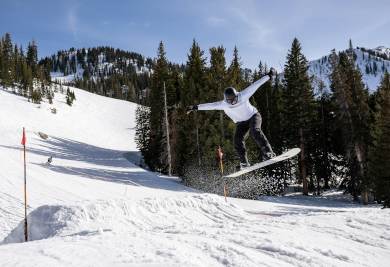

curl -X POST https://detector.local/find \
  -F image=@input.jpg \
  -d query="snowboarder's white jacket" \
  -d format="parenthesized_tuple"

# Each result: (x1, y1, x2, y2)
(198, 75, 270, 123)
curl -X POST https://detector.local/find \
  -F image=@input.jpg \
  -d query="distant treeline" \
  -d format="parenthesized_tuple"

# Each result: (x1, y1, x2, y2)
(40, 46, 159, 102)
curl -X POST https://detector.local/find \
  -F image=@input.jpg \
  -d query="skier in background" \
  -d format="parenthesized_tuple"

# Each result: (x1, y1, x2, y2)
(187, 68, 276, 170)
(47, 155, 53, 166)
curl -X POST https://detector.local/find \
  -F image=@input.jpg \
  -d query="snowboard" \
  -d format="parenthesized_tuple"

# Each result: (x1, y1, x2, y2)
(224, 148, 301, 178)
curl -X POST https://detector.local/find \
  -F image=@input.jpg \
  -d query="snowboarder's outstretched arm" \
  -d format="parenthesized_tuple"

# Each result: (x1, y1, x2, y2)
(198, 101, 225, 111)
(240, 68, 276, 100)
(186, 101, 225, 114)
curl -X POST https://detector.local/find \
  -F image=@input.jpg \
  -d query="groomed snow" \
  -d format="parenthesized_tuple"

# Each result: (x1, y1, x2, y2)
(0, 85, 389, 266)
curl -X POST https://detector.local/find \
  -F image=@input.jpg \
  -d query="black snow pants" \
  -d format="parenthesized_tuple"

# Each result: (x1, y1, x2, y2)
(234, 112, 273, 164)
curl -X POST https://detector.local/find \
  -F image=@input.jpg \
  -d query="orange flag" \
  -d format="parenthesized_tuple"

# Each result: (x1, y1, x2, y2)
(21, 127, 26, 146)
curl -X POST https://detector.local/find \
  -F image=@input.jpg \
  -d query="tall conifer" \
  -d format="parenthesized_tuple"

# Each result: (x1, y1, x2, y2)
(148, 41, 170, 171)
(330, 45, 370, 200)
(282, 38, 316, 195)
(369, 72, 390, 207)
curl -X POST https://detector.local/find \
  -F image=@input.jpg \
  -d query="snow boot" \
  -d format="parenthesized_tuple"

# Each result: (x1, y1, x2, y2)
(236, 162, 251, 171)
(262, 151, 276, 162)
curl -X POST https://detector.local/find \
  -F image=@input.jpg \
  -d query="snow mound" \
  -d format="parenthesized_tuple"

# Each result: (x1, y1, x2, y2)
(2, 194, 247, 244)
(2, 205, 84, 243)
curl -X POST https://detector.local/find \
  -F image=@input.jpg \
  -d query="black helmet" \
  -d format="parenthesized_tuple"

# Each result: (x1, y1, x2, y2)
(224, 87, 238, 105)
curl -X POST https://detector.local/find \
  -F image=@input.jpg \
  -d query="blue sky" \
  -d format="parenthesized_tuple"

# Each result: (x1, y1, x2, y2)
(1, 0, 390, 70)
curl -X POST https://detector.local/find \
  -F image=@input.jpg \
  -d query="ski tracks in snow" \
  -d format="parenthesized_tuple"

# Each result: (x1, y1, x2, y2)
(2, 193, 389, 266)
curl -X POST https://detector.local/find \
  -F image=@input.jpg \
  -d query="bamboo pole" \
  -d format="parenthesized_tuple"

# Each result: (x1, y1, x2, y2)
(217, 146, 227, 202)
(22, 127, 28, 242)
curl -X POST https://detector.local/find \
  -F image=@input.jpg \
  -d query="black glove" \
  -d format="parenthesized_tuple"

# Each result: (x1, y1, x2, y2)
(267, 67, 276, 78)
(186, 105, 198, 114)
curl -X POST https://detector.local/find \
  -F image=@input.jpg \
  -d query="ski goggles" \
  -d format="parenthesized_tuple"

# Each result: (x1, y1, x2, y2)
(226, 95, 238, 105)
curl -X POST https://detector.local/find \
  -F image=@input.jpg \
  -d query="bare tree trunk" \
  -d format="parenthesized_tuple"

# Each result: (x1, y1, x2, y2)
(362, 190, 368, 205)
(320, 92, 330, 189)
(316, 177, 320, 196)
(196, 121, 201, 167)
(354, 142, 367, 204)
(163, 82, 172, 176)
(300, 128, 308, 195)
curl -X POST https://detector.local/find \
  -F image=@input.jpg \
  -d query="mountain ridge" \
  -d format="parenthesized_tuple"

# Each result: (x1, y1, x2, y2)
(43, 45, 390, 95)
(309, 46, 390, 93)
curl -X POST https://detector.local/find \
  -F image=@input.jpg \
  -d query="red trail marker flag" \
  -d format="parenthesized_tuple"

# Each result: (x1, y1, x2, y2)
(21, 127, 26, 146)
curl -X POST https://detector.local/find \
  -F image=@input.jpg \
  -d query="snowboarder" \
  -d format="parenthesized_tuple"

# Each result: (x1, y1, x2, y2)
(187, 68, 276, 170)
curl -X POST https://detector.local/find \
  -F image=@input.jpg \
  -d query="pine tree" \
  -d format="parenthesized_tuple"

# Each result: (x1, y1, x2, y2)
(13, 45, 21, 89)
(227, 46, 244, 89)
(207, 46, 232, 159)
(176, 40, 208, 176)
(71, 90, 76, 101)
(66, 87, 74, 106)
(1, 33, 14, 87)
(31, 89, 42, 104)
(282, 38, 317, 195)
(21, 60, 33, 97)
(148, 41, 170, 171)
(267, 74, 284, 154)
(166, 66, 183, 174)
(26, 40, 38, 78)
(329, 45, 371, 201)
(46, 86, 54, 104)
(369, 72, 390, 207)
(312, 79, 336, 192)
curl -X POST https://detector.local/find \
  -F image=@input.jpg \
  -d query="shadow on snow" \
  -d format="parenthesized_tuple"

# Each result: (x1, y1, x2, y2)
(1, 136, 192, 193)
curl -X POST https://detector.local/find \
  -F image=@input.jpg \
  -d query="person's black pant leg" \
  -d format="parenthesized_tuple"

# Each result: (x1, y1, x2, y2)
(249, 113, 273, 156)
(234, 120, 250, 164)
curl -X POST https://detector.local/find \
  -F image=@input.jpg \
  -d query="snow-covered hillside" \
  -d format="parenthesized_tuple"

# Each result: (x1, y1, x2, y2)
(47, 49, 152, 84)
(374, 46, 390, 59)
(0, 86, 389, 266)
(309, 46, 390, 93)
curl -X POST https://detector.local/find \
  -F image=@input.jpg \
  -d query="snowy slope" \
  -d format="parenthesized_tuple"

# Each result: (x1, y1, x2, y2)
(309, 46, 390, 93)
(0, 86, 389, 266)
